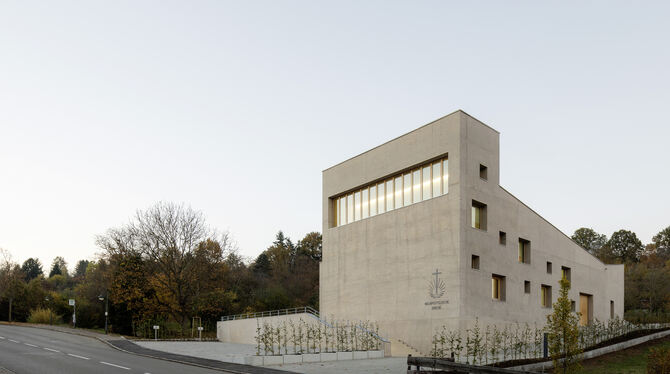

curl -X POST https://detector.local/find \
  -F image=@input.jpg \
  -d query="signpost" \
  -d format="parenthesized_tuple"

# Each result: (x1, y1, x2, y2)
(153, 325, 159, 341)
(197, 326, 203, 341)
(69, 299, 76, 328)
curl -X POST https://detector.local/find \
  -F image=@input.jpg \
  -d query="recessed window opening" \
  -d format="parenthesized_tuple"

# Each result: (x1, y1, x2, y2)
(524, 280, 531, 294)
(610, 300, 615, 319)
(541, 284, 552, 308)
(499, 231, 507, 245)
(518, 238, 531, 264)
(561, 266, 571, 283)
(571, 300, 576, 312)
(492, 274, 506, 301)
(471, 255, 480, 270)
(546, 262, 552, 274)
(472, 200, 487, 230)
(480, 164, 488, 180)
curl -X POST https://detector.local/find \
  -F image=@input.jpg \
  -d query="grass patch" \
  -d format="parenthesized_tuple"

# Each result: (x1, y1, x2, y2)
(578, 335, 670, 374)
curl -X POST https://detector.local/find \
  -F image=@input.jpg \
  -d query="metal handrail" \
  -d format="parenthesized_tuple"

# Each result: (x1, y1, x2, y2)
(220, 306, 320, 321)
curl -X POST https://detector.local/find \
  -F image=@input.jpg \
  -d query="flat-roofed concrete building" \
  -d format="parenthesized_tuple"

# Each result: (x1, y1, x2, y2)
(320, 110, 624, 355)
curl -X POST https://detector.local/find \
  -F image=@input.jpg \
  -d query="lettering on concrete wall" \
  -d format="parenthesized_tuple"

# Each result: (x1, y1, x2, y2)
(427, 269, 449, 309)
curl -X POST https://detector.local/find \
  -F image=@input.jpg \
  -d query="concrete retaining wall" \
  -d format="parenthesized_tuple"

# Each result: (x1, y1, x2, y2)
(216, 313, 323, 344)
(243, 350, 384, 366)
(511, 329, 670, 372)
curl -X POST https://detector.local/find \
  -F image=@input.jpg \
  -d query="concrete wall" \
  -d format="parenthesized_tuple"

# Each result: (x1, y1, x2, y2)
(320, 110, 625, 355)
(320, 112, 464, 354)
(217, 313, 322, 344)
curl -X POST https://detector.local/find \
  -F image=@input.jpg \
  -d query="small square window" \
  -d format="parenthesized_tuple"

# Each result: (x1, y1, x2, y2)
(472, 200, 487, 230)
(499, 231, 507, 245)
(546, 261, 552, 274)
(524, 280, 530, 294)
(471, 255, 480, 270)
(480, 164, 488, 180)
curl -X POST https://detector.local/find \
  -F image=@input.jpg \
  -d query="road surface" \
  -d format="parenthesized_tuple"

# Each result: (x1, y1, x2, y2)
(0, 324, 232, 374)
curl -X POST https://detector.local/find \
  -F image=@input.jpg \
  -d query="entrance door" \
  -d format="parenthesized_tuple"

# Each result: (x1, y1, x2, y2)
(580, 293, 592, 326)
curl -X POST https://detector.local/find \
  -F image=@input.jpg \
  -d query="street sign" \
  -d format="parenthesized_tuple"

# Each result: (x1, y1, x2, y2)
(153, 325, 159, 330)
(197, 327, 203, 331)
(69, 299, 75, 306)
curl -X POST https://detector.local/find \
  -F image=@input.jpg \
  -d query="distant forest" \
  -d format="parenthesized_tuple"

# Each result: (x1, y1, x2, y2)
(0, 202, 320, 337)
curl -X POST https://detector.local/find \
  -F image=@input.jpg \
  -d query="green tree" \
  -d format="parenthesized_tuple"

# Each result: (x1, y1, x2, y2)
(607, 230, 644, 263)
(571, 228, 607, 256)
(21, 258, 44, 281)
(49, 256, 68, 278)
(546, 277, 582, 374)
(297, 232, 322, 261)
(652, 226, 670, 258)
(73, 260, 90, 279)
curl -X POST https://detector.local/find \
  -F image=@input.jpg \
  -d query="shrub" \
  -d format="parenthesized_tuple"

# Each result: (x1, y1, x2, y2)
(27, 308, 60, 324)
(647, 347, 670, 374)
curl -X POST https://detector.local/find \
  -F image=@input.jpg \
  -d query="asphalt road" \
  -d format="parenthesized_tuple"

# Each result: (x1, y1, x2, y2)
(0, 324, 228, 374)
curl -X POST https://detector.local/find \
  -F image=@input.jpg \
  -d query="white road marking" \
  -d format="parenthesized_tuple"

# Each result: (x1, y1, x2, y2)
(67, 353, 90, 360)
(9, 339, 19, 343)
(24, 343, 38, 347)
(99, 361, 130, 370)
(44, 348, 60, 353)
(0, 336, 5, 339)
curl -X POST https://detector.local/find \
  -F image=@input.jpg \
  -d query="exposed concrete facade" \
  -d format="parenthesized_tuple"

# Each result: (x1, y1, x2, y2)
(320, 110, 624, 355)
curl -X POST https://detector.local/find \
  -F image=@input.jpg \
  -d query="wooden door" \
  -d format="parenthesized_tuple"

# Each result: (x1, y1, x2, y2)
(580, 294, 590, 326)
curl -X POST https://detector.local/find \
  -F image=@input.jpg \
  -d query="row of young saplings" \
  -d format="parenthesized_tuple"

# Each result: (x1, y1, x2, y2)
(430, 316, 653, 365)
(255, 318, 382, 356)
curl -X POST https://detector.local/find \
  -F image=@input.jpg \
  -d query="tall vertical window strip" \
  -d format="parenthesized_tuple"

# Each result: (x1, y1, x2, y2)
(362, 189, 369, 219)
(369, 186, 377, 217)
(377, 183, 385, 214)
(354, 191, 361, 221)
(403, 173, 412, 207)
(386, 179, 394, 212)
(422, 166, 431, 200)
(394, 176, 403, 209)
(412, 169, 421, 204)
(332, 156, 448, 227)
(432, 162, 441, 197)
(334, 198, 340, 226)
(442, 159, 449, 194)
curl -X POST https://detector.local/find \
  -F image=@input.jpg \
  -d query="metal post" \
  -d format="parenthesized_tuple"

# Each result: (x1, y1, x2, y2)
(104, 297, 109, 334)
(73, 303, 76, 329)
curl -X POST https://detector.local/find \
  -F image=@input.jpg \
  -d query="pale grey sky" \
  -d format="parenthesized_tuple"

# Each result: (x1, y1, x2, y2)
(1, 1, 669, 270)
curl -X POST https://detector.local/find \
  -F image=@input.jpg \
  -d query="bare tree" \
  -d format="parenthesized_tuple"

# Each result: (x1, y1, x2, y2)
(97, 202, 218, 333)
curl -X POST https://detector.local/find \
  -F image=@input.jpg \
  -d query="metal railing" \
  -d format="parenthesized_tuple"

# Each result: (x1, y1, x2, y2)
(220, 306, 320, 321)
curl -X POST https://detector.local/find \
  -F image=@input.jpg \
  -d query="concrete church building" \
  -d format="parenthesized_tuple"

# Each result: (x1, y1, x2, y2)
(320, 110, 624, 355)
